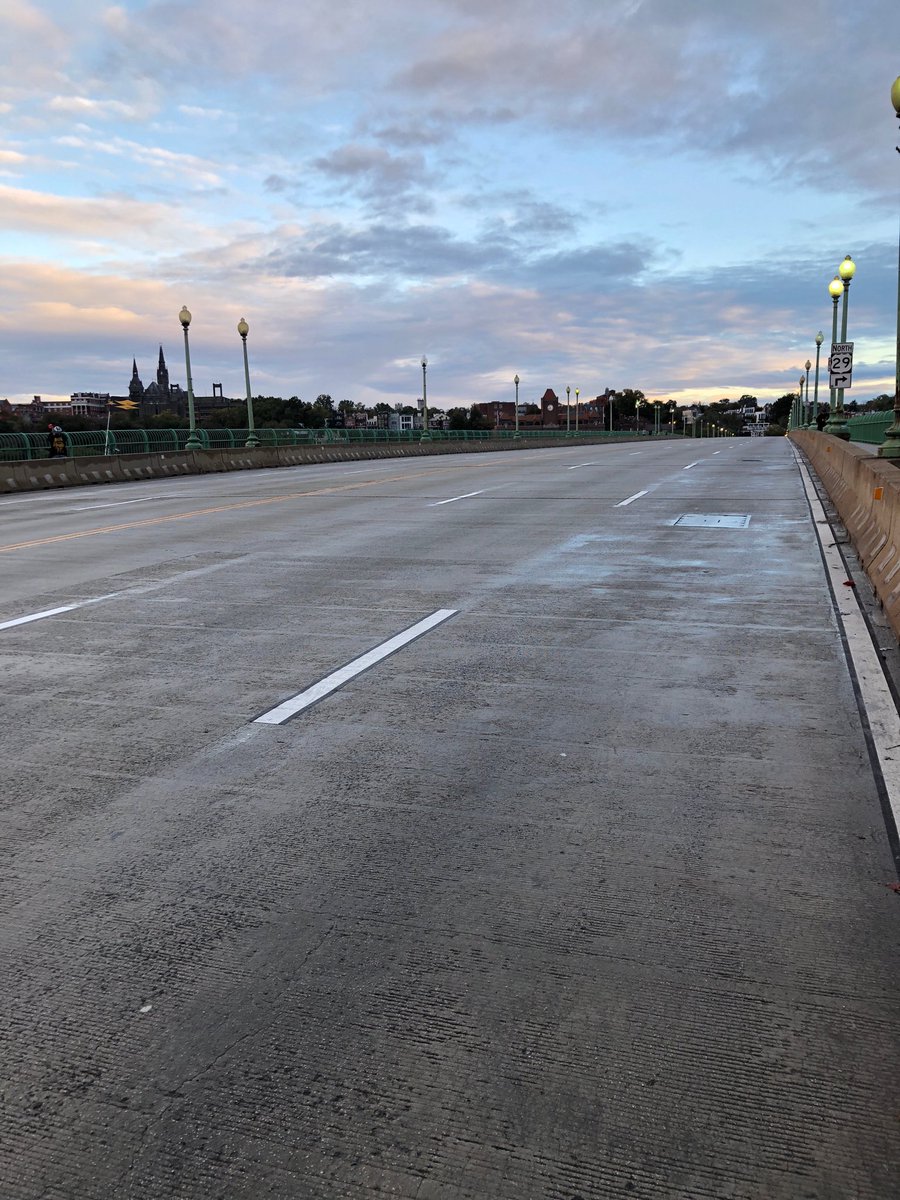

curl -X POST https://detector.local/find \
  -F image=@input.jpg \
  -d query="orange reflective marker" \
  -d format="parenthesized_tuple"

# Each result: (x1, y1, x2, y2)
(874, 487, 884, 500)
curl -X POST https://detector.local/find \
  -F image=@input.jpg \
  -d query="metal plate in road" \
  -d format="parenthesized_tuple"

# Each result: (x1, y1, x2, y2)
(673, 513, 752, 528)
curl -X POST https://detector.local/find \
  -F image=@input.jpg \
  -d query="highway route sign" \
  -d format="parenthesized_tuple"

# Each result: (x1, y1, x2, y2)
(829, 342, 854, 389)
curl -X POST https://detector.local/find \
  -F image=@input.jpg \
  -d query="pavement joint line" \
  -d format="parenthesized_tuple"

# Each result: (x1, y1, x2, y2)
(794, 451, 900, 846)
(254, 608, 459, 724)
(615, 489, 649, 507)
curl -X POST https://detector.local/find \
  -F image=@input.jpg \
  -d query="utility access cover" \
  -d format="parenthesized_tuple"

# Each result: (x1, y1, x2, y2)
(673, 513, 751, 529)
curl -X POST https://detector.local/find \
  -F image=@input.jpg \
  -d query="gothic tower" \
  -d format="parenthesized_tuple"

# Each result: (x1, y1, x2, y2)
(156, 346, 170, 396)
(128, 358, 144, 401)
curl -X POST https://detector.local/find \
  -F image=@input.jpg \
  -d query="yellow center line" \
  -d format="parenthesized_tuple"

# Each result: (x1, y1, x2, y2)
(0, 453, 548, 554)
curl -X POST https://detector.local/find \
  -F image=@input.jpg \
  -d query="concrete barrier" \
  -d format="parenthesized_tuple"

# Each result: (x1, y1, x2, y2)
(0, 435, 645, 495)
(791, 431, 900, 640)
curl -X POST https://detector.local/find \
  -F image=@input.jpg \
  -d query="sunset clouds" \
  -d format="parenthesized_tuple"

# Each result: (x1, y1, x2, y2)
(1, 0, 898, 408)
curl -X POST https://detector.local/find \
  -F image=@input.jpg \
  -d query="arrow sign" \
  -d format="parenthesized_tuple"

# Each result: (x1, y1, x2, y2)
(829, 342, 854, 389)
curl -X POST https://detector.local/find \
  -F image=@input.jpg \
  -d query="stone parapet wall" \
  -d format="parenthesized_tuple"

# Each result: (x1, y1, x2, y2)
(791, 431, 900, 640)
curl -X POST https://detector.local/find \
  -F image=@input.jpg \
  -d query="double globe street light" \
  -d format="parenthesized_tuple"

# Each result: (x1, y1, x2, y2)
(179, 307, 262, 451)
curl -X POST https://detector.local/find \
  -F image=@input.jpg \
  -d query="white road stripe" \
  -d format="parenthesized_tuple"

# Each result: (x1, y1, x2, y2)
(0, 605, 77, 630)
(615, 490, 649, 507)
(683, 461, 700, 470)
(255, 608, 458, 725)
(568, 462, 600, 470)
(66, 496, 166, 512)
(0, 559, 237, 635)
(795, 453, 900, 837)
(429, 490, 486, 506)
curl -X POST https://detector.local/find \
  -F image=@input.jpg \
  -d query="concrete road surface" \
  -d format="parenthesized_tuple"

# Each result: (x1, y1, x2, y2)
(2, 438, 899, 1198)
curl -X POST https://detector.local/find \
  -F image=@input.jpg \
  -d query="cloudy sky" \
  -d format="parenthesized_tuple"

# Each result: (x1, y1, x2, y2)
(1, 0, 898, 412)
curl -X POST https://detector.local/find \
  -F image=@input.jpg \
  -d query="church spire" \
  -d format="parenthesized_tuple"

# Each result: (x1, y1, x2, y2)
(128, 357, 144, 401)
(156, 345, 170, 395)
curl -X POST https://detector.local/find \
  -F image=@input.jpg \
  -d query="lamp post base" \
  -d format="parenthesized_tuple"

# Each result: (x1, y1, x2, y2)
(184, 431, 203, 451)
(245, 433, 261, 449)
(878, 406, 900, 458)
(825, 422, 851, 441)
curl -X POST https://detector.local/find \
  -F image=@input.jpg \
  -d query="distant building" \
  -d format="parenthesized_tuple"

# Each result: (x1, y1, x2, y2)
(71, 392, 112, 419)
(43, 399, 74, 418)
(25, 396, 48, 424)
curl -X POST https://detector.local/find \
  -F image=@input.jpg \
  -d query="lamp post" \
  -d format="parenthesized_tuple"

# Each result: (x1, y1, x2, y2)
(237, 318, 260, 449)
(566, 386, 571, 434)
(421, 356, 430, 440)
(653, 400, 661, 435)
(879, 77, 900, 459)
(634, 396, 642, 431)
(824, 276, 844, 435)
(811, 332, 824, 429)
(798, 376, 805, 429)
(835, 255, 856, 439)
(575, 387, 580, 434)
(826, 256, 855, 440)
(608, 391, 615, 432)
(803, 360, 812, 427)
(179, 306, 202, 451)
(669, 401, 676, 435)
(513, 374, 520, 436)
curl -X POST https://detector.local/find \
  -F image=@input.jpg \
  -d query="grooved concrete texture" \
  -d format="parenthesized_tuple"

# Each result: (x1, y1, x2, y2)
(2, 439, 899, 1198)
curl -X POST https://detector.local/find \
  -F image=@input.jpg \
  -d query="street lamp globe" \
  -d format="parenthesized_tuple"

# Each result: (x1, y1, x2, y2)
(179, 305, 192, 328)
(816, 331, 824, 347)
(838, 255, 856, 283)
(237, 317, 249, 339)
(829, 277, 843, 301)
(892, 75, 900, 114)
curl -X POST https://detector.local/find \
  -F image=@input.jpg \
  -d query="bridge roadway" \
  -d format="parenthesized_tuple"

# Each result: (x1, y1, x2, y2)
(1, 438, 898, 1198)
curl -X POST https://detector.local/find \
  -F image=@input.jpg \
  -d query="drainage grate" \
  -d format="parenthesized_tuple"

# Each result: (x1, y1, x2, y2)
(673, 513, 751, 529)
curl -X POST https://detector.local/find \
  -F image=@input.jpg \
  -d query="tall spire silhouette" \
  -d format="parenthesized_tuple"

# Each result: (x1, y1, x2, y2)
(156, 345, 169, 395)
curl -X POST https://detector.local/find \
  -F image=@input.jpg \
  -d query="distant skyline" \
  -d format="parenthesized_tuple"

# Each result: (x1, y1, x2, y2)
(2, 1, 899, 411)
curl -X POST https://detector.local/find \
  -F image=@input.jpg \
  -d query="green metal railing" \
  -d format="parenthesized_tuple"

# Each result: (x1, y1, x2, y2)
(0, 426, 649, 463)
(844, 411, 894, 445)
